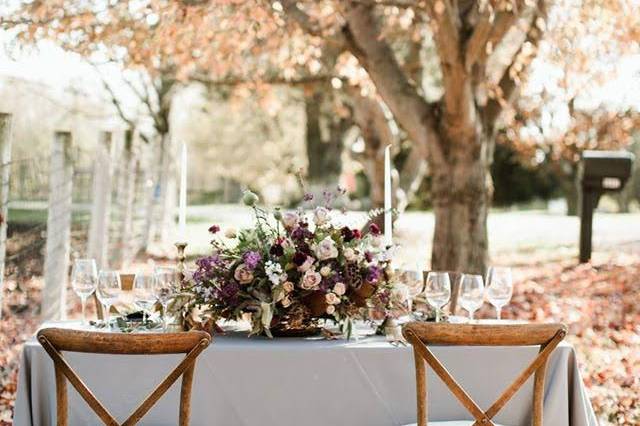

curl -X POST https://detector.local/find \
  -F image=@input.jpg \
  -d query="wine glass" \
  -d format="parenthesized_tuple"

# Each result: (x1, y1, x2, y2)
(96, 270, 121, 325)
(154, 266, 178, 331)
(458, 274, 485, 321)
(71, 259, 97, 325)
(133, 272, 156, 325)
(486, 267, 513, 320)
(424, 272, 451, 323)
(403, 267, 424, 314)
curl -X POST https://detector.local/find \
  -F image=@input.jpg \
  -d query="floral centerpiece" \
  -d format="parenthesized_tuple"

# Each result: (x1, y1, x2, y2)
(181, 189, 396, 338)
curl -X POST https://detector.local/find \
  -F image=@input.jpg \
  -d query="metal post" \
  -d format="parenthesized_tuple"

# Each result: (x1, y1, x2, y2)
(0, 114, 12, 319)
(579, 190, 597, 263)
(43, 131, 73, 321)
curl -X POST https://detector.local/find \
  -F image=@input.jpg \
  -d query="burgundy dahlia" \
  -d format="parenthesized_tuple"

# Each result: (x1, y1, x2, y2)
(292, 251, 308, 266)
(369, 223, 381, 236)
(208, 224, 220, 234)
(270, 243, 284, 257)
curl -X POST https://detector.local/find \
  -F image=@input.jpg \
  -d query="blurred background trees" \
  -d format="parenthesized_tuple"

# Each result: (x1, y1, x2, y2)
(3, 0, 640, 270)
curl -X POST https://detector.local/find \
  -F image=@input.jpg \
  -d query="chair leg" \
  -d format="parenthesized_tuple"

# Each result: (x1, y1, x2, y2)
(413, 349, 427, 426)
(179, 364, 196, 426)
(55, 367, 68, 426)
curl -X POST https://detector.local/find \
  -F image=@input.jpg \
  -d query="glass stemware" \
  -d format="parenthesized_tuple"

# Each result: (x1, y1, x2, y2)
(71, 259, 97, 325)
(404, 267, 424, 315)
(486, 266, 513, 320)
(154, 266, 178, 331)
(459, 274, 485, 321)
(133, 272, 156, 325)
(96, 270, 121, 325)
(424, 272, 451, 323)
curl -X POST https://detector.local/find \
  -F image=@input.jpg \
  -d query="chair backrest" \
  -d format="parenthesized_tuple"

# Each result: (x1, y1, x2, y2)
(402, 322, 567, 426)
(37, 328, 211, 426)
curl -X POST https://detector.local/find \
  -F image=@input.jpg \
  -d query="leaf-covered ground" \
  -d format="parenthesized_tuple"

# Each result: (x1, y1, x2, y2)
(1, 250, 638, 425)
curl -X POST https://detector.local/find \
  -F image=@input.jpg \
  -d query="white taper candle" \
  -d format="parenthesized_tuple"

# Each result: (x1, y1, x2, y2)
(384, 145, 392, 246)
(178, 142, 187, 241)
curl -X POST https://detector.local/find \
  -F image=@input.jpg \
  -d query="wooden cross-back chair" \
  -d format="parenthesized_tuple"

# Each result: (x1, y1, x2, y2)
(402, 322, 567, 426)
(37, 328, 211, 426)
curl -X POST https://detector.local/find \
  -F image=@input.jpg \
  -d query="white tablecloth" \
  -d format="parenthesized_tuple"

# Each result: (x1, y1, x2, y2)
(14, 322, 597, 426)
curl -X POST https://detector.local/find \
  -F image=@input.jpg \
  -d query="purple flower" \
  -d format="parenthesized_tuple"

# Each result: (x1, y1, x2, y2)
(367, 265, 382, 283)
(270, 243, 284, 257)
(243, 251, 262, 270)
(196, 254, 220, 271)
(208, 225, 220, 234)
(217, 281, 240, 303)
(303, 193, 314, 202)
(291, 226, 312, 241)
(364, 251, 373, 263)
(292, 251, 308, 266)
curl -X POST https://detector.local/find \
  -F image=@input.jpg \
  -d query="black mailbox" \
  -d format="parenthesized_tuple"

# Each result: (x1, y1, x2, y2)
(579, 150, 635, 263)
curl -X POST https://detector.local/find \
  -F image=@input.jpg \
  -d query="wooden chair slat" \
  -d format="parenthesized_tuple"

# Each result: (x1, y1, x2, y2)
(37, 328, 211, 426)
(403, 322, 564, 346)
(39, 328, 207, 354)
(403, 322, 567, 426)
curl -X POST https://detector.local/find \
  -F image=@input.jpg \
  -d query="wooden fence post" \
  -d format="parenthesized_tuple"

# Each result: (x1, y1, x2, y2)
(0, 113, 12, 319)
(118, 129, 137, 267)
(87, 131, 113, 270)
(42, 131, 73, 321)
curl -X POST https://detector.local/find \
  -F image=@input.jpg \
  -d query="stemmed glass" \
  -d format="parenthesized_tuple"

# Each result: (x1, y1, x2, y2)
(424, 272, 451, 323)
(154, 266, 178, 331)
(458, 274, 485, 321)
(96, 270, 121, 325)
(486, 267, 513, 320)
(133, 272, 156, 325)
(71, 259, 97, 325)
(404, 268, 424, 314)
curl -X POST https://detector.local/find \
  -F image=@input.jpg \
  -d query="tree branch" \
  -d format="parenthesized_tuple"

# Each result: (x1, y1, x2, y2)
(341, 3, 440, 160)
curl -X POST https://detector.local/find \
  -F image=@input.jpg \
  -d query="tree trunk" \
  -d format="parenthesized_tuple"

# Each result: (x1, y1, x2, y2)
(430, 134, 492, 275)
(304, 88, 344, 186)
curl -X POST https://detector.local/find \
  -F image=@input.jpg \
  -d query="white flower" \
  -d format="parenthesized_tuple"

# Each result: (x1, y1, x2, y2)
(320, 266, 332, 277)
(300, 269, 322, 290)
(281, 296, 292, 308)
(325, 292, 341, 305)
(343, 248, 356, 262)
(225, 227, 238, 239)
(326, 305, 336, 315)
(313, 206, 330, 225)
(315, 236, 338, 261)
(283, 281, 294, 293)
(281, 211, 299, 228)
(265, 261, 285, 286)
(298, 256, 315, 272)
(333, 282, 346, 296)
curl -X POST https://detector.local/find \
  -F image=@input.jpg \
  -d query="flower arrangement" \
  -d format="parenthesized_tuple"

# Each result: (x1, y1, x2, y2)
(184, 188, 396, 338)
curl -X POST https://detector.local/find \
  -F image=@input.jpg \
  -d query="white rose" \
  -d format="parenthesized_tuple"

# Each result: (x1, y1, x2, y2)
(281, 296, 292, 308)
(370, 235, 383, 248)
(313, 206, 330, 225)
(297, 256, 315, 272)
(282, 211, 299, 228)
(343, 248, 356, 262)
(326, 305, 336, 315)
(333, 282, 346, 296)
(300, 269, 322, 290)
(225, 227, 238, 239)
(320, 266, 332, 277)
(283, 281, 294, 293)
(325, 292, 340, 305)
(315, 236, 338, 261)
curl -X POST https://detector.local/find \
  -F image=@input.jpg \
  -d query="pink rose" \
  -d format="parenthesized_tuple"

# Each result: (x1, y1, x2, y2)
(300, 269, 321, 290)
(326, 305, 336, 315)
(297, 256, 315, 272)
(325, 292, 340, 305)
(282, 211, 299, 228)
(234, 263, 254, 284)
(315, 236, 338, 261)
(333, 282, 346, 296)
(283, 281, 295, 293)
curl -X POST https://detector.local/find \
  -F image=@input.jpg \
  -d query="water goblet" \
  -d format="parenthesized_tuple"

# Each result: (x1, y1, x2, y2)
(486, 266, 513, 320)
(71, 259, 97, 325)
(424, 272, 451, 323)
(154, 266, 179, 331)
(458, 274, 485, 321)
(133, 272, 156, 325)
(96, 270, 122, 325)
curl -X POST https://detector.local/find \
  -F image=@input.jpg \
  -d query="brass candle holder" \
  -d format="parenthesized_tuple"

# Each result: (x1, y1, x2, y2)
(175, 241, 188, 287)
